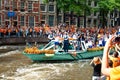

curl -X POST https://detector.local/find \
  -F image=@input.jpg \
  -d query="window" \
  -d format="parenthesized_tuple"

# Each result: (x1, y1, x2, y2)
(0, 16, 1, 25)
(58, 15, 62, 24)
(20, 16, 24, 26)
(65, 16, 69, 22)
(94, 1, 97, 6)
(88, 19, 91, 25)
(40, 4, 46, 12)
(88, 0, 91, 6)
(49, 5, 54, 12)
(0, 0, 2, 10)
(20, 1, 25, 11)
(28, 2, 32, 12)
(49, 15, 54, 26)
(94, 19, 97, 26)
(5, 12, 10, 19)
(4, 0, 10, 10)
(80, 18, 84, 26)
(13, 1, 17, 11)
(94, 11, 97, 16)
(41, 15, 46, 20)
(4, 0, 10, 6)
(29, 16, 34, 27)
(72, 17, 77, 25)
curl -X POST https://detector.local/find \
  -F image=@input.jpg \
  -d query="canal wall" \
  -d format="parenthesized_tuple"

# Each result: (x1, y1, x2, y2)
(0, 37, 49, 45)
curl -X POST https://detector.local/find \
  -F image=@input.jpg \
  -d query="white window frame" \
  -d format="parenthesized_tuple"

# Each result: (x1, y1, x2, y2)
(48, 4, 55, 12)
(28, 1, 33, 12)
(40, 4, 47, 12)
(20, 16, 25, 26)
(0, 0, 2, 10)
(0, 15, 1, 25)
(20, 1, 25, 10)
(28, 16, 35, 27)
(49, 15, 54, 26)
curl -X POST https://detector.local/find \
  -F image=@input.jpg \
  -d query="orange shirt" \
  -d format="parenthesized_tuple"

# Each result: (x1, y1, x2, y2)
(44, 26, 50, 32)
(70, 26, 75, 33)
(0, 28, 1, 33)
(34, 27, 40, 33)
(3, 28, 7, 34)
(106, 76, 110, 80)
(110, 66, 120, 80)
(109, 56, 120, 67)
(29, 28, 33, 32)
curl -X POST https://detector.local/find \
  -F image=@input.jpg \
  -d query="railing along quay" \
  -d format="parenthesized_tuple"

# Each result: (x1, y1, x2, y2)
(0, 37, 49, 45)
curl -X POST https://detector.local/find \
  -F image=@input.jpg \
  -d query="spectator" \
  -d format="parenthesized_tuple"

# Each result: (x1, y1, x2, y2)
(90, 57, 102, 80)
(109, 51, 120, 67)
(101, 36, 120, 80)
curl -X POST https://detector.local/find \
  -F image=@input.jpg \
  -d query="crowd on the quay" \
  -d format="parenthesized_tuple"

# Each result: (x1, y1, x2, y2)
(0, 23, 120, 48)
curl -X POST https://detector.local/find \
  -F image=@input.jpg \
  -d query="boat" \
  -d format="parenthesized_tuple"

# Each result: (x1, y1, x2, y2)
(87, 46, 104, 51)
(22, 39, 104, 62)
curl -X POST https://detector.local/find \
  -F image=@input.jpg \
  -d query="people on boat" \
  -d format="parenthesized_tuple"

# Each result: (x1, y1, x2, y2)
(76, 34, 82, 50)
(48, 32, 54, 42)
(101, 36, 120, 80)
(90, 57, 102, 80)
(63, 32, 69, 52)
(87, 38, 93, 48)
(54, 35, 60, 50)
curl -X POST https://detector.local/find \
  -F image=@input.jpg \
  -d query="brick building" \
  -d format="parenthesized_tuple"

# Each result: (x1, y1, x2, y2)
(0, 0, 42, 27)
(0, 0, 119, 27)
(0, 0, 58, 27)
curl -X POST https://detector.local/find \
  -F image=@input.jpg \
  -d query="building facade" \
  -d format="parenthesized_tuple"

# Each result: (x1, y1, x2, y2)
(0, 0, 119, 27)
(0, 0, 61, 27)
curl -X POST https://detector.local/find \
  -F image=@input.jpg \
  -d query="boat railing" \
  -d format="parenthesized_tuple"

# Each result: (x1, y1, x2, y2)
(41, 40, 88, 52)
(81, 41, 87, 51)
(41, 40, 55, 50)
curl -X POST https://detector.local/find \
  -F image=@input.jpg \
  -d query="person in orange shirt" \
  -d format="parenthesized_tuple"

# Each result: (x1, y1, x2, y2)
(0, 27, 2, 38)
(102, 36, 120, 80)
(109, 51, 120, 67)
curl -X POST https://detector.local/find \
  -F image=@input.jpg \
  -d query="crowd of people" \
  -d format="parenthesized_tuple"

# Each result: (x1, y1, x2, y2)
(0, 24, 119, 49)
(90, 35, 120, 80)
(47, 25, 120, 49)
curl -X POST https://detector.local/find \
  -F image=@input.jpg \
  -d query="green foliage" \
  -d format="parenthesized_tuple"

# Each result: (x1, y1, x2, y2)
(43, 0, 92, 16)
(43, 0, 49, 4)
(96, 0, 120, 11)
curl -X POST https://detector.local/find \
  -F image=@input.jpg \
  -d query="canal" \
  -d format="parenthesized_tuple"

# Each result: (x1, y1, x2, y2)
(0, 45, 93, 80)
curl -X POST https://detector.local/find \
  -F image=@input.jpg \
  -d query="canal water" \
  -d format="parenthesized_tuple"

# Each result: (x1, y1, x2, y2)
(0, 45, 93, 80)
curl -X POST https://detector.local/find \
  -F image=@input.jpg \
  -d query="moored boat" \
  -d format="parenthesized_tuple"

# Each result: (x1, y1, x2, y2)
(22, 39, 104, 62)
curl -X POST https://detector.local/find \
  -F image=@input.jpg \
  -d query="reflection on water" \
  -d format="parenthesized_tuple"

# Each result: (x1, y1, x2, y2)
(0, 46, 93, 80)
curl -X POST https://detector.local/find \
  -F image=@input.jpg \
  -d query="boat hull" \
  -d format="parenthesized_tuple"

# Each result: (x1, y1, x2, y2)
(22, 50, 103, 61)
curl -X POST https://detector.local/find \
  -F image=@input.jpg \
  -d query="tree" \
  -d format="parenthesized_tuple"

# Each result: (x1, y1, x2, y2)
(43, 0, 92, 27)
(93, 0, 120, 27)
